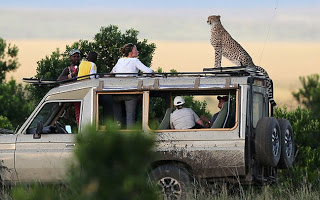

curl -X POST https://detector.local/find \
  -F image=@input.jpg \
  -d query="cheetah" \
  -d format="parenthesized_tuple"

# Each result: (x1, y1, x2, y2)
(207, 15, 256, 68)
(207, 15, 275, 104)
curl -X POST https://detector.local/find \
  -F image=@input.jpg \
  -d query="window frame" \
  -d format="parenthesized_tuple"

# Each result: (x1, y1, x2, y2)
(96, 91, 145, 131)
(147, 89, 240, 132)
(25, 100, 82, 134)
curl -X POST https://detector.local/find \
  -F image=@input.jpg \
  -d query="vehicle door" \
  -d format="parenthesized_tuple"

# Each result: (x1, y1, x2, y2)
(15, 101, 80, 182)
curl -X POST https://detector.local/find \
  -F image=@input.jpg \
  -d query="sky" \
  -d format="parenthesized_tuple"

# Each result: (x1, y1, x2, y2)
(1, 0, 320, 42)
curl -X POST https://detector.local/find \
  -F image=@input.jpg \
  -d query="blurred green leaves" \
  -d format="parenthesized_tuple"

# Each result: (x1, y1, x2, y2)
(12, 122, 158, 200)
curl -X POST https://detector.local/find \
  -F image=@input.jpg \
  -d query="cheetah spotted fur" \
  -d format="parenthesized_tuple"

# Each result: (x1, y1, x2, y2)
(207, 15, 274, 103)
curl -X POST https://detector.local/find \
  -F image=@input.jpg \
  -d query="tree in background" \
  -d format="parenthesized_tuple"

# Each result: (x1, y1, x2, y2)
(0, 37, 32, 129)
(28, 25, 156, 103)
(0, 38, 19, 83)
(0, 116, 14, 130)
(26, 49, 70, 103)
(292, 74, 320, 120)
(149, 67, 212, 128)
(84, 25, 156, 73)
(0, 79, 33, 128)
(185, 96, 211, 119)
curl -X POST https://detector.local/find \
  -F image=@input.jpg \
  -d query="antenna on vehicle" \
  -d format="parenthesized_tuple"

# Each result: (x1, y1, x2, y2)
(258, 0, 280, 65)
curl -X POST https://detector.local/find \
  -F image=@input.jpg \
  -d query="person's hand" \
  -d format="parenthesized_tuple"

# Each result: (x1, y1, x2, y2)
(200, 115, 209, 122)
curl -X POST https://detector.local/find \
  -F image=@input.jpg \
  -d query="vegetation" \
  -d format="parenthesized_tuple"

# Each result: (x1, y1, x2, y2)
(185, 96, 211, 118)
(275, 75, 320, 189)
(0, 38, 32, 130)
(275, 106, 320, 188)
(12, 122, 158, 200)
(0, 79, 33, 128)
(0, 38, 19, 83)
(0, 115, 14, 130)
(0, 28, 320, 198)
(293, 74, 320, 121)
(28, 25, 156, 103)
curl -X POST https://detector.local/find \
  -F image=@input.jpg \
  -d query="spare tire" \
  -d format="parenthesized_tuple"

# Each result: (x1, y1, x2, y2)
(255, 117, 281, 167)
(277, 119, 295, 169)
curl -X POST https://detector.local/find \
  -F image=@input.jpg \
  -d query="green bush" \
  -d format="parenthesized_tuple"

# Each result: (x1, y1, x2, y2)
(0, 115, 13, 130)
(12, 122, 158, 200)
(275, 106, 320, 188)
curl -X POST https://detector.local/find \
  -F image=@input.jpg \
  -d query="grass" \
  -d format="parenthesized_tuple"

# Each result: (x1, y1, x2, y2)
(192, 184, 320, 200)
(1, 174, 320, 200)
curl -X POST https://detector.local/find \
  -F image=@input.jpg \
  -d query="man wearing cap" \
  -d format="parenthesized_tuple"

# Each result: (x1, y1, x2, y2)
(170, 96, 205, 129)
(57, 49, 81, 126)
(58, 49, 81, 81)
(201, 95, 228, 127)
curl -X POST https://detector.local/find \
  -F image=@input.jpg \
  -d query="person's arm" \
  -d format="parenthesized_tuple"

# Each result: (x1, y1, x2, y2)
(110, 66, 115, 73)
(110, 59, 121, 74)
(192, 109, 204, 127)
(196, 119, 205, 127)
(170, 115, 174, 129)
(57, 67, 70, 81)
(135, 59, 154, 73)
(89, 63, 97, 79)
(200, 115, 211, 128)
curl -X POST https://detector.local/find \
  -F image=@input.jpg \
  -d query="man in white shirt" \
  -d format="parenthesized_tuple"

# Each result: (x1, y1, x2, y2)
(170, 96, 205, 129)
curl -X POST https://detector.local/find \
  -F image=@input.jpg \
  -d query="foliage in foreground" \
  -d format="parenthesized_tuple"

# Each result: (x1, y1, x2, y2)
(275, 106, 320, 188)
(8, 107, 320, 199)
(12, 122, 158, 200)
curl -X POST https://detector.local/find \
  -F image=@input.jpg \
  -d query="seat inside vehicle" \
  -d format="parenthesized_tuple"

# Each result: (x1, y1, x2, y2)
(158, 108, 173, 130)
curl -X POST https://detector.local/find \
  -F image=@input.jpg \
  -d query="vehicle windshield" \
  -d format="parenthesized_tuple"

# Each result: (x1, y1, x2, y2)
(29, 102, 60, 129)
(27, 102, 79, 134)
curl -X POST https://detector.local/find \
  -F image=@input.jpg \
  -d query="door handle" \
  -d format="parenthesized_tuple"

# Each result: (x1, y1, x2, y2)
(65, 143, 76, 147)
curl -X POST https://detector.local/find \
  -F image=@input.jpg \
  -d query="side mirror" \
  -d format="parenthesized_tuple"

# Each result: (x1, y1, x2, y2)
(33, 121, 43, 139)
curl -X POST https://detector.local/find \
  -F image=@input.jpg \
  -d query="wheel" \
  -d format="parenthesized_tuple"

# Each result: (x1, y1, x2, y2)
(277, 119, 294, 169)
(149, 165, 193, 200)
(55, 121, 68, 134)
(254, 117, 281, 167)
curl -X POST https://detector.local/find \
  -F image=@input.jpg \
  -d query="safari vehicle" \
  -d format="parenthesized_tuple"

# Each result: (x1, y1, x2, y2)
(1, 66, 294, 198)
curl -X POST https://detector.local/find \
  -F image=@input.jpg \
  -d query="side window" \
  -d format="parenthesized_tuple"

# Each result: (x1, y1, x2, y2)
(148, 92, 171, 130)
(26, 102, 80, 134)
(149, 91, 237, 130)
(252, 93, 264, 128)
(98, 93, 143, 130)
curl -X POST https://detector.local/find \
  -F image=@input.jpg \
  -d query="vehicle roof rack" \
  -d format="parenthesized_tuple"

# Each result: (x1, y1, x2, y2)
(203, 66, 265, 76)
(23, 66, 266, 85)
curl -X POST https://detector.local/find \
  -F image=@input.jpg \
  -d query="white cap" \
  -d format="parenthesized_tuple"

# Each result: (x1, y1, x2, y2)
(174, 96, 185, 106)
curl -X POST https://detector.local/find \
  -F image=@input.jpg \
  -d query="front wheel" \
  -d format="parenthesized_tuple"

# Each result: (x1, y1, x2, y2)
(149, 165, 194, 200)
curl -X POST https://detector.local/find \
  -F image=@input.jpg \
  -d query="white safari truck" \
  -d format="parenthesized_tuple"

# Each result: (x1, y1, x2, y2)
(1, 67, 294, 198)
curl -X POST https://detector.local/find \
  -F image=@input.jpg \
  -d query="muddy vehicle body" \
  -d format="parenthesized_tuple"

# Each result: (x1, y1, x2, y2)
(0, 67, 294, 196)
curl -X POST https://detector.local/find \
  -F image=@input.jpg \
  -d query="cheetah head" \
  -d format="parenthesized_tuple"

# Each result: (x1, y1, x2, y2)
(207, 15, 221, 25)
